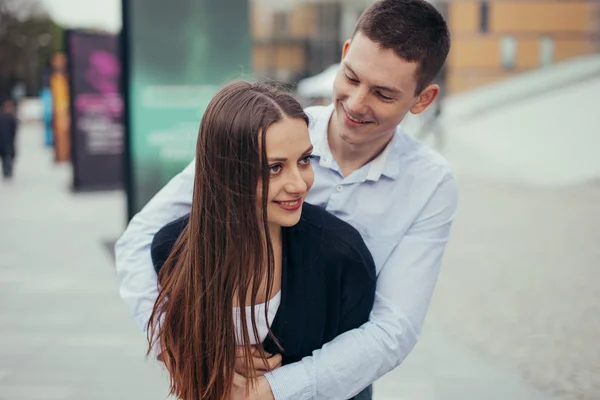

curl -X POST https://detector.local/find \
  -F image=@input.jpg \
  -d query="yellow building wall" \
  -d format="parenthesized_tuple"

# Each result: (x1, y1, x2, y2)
(446, 0, 600, 94)
(490, 3, 593, 33)
(288, 4, 317, 38)
(253, 43, 306, 75)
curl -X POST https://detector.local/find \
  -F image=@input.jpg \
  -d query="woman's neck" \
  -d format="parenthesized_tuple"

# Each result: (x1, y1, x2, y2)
(268, 223, 283, 247)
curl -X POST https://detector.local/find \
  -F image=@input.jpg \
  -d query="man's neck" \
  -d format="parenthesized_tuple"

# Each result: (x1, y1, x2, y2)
(327, 119, 394, 178)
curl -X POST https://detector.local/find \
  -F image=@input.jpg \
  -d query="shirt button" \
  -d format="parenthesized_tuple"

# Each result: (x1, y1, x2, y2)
(336, 185, 343, 192)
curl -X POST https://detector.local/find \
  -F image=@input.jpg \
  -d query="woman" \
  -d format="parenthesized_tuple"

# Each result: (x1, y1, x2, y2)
(148, 81, 376, 400)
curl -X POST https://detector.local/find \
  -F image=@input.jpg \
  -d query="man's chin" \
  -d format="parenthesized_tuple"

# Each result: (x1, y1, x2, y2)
(338, 131, 366, 146)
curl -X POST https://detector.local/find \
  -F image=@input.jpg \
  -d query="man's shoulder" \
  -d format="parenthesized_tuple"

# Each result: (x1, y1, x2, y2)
(392, 131, 458, 219)
(394, 129, 454, 182)
(300, 202, 355, 232)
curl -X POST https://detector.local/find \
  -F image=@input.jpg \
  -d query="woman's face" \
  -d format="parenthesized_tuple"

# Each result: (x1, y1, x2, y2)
(261, 117, 314, 229)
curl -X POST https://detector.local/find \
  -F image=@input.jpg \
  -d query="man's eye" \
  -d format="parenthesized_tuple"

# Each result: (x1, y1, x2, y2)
(376, 92, 392, 101)
(345, 74, 358, 83)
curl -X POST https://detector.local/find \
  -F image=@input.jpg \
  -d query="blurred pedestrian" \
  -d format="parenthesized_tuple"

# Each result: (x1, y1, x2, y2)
(0, 97, 18, 180)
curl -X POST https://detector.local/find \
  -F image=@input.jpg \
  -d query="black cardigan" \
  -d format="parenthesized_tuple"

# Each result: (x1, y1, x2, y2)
(151, 203, 376, 367)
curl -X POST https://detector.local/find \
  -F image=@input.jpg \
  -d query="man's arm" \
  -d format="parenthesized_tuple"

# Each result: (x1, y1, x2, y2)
(114, 160, 196, 333)
(263, 173, 458, 400)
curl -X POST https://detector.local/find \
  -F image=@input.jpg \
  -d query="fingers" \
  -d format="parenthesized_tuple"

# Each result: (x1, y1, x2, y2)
(236, 346, 262, 358)
(234, 347, 283, 378)
(258, 353, 282, 371)
(251, 354, 282, 376)
(235, 346, 260, 376)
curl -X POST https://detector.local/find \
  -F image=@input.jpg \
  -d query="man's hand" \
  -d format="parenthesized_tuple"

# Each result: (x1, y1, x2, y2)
(231, 373, 275, 400)
(235, 346, 282, 377)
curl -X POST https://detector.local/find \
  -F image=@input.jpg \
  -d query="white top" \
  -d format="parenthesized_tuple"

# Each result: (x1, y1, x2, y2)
(115, 103, 457, 400)
(233, 291, 281, 345)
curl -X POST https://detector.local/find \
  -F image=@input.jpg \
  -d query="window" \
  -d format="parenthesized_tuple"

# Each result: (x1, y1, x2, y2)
(480, 1, 489, 33)
(500, 36, 517, 70)
(540, 36, 554, 67)
(274, 12, 288, 36)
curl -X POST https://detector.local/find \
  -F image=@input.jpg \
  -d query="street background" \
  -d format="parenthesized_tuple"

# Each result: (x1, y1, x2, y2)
(1, 0, 599, 399)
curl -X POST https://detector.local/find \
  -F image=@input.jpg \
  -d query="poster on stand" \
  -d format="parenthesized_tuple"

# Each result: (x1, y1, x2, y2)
(67, 29, 124, 191)
(121, 0, 252, 219)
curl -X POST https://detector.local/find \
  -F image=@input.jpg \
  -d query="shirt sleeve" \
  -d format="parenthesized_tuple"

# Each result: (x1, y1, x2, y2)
(336, 237, 376, 336)
(114, 160, 195, 333)
(264, 173, 458, 400)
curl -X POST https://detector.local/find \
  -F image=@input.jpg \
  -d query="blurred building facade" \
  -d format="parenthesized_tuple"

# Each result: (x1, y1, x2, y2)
(250, 0, 600, 94)
(447, 0, 600, 93)
(251, 0, 372, 83)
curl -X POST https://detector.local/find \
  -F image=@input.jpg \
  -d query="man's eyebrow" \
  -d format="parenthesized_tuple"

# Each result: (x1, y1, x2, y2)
(344, 63, 403, 95)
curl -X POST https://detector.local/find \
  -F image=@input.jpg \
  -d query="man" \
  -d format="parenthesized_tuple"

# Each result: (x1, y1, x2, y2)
(115, 0, 457, 399)
(0, 98, 18, 180)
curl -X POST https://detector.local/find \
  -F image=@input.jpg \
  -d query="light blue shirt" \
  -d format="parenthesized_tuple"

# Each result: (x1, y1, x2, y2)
(115, 104, 458, 400)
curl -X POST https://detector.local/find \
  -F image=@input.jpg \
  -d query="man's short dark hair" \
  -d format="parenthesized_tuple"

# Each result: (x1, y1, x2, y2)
(353, 0, 451, 94)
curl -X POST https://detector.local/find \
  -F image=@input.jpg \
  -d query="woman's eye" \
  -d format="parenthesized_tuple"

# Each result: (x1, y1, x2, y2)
(269, 164, 282, 175)
(299, 155, 314, 165)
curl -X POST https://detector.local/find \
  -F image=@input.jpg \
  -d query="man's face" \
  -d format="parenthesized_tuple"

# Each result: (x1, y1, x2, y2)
(331, 32, 422, 148)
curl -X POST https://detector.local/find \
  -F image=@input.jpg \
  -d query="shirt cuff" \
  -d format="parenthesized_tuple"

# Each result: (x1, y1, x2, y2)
(265, 357, 315, 400)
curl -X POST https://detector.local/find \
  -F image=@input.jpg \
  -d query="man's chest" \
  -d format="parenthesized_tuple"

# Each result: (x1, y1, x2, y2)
(305, 168, 421, 273)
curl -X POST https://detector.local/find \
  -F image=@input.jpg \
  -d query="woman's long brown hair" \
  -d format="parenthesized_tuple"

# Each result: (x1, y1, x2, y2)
(147, 80, 309, 400)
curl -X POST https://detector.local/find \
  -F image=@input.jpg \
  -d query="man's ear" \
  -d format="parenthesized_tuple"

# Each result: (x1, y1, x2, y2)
(341, 39, 351, 61)
(410, 84, 439, 115)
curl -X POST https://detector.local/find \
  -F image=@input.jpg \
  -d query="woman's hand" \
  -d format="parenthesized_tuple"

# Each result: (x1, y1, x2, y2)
(234, 346, 282, 377)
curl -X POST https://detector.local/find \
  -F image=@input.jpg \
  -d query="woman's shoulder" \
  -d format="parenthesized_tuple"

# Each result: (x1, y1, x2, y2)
(150, 214, 190, 273)
(298, 203, 375, 270)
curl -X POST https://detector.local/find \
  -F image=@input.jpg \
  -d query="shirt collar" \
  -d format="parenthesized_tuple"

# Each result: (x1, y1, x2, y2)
(310, 104, 334, 165)
(310, 104, 401, 181)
